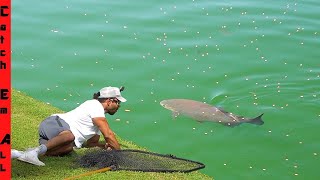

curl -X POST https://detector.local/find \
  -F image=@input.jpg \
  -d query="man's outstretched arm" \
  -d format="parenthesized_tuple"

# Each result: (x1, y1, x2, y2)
(92, 117, 121, 150)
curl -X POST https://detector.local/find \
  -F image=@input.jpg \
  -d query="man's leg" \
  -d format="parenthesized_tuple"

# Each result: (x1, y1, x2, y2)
(44, 130, 75, 156)
(18, 116, 74, 166)
(17, 130, 74, 165)
(45, 143, 74, 156)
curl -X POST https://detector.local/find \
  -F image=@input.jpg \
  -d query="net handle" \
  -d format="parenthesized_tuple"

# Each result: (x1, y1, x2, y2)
(64, 166, 113, 180)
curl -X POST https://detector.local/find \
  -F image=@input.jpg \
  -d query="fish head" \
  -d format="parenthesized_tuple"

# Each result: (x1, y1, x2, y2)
(160, 100, 171, 109)
(159, 100, 167, 107)
(160, 99, 178, 112)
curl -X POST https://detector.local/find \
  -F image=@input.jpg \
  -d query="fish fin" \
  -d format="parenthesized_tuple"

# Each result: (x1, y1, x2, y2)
(248, 113, 264, 125)
(171, 111, 180, 119)
(217, 107, 229, 114)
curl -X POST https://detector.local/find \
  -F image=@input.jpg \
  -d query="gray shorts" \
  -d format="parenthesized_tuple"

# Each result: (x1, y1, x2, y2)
(38, 115, 71, 145)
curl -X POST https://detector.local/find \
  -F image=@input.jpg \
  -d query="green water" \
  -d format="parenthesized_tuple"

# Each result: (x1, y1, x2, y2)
(12, 0, 319, 179)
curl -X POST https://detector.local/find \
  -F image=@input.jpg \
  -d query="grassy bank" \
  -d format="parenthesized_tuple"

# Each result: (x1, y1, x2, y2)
(11, 89, 212, 180)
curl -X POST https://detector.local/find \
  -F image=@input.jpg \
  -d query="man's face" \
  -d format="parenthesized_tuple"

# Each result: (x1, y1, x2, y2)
(106, 98, 121, 115)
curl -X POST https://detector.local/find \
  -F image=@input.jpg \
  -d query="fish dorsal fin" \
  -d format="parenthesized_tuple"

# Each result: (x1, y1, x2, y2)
(217, 107, 237, 120)
(217, 107, 240, 122)
(227, 112, 240, 122)
(217, 107, 228, 114)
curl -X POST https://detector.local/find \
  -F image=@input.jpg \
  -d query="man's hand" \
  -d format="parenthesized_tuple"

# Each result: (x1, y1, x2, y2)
(105, 144, 113, 151)
(92, 117, 121, 150)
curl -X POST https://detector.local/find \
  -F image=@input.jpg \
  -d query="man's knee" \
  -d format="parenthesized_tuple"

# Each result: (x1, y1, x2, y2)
(60, 131, 75, 143)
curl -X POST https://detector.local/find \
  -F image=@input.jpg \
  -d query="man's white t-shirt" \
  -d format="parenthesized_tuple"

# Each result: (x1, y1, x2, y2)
(54, 99, 105, 148)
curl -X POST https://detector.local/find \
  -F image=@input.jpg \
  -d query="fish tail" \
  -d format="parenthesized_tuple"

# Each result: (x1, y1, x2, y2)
(248, 113, 264, 125)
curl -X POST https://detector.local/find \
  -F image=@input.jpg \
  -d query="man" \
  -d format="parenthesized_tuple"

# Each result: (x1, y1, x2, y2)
(13, 86, 126, 166)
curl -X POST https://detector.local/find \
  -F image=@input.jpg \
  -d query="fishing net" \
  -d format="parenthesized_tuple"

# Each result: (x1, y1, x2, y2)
(77, 149, 205, 173)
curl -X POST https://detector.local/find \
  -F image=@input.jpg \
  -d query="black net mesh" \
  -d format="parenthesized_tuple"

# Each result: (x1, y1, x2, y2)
(77, 149, 205, 173)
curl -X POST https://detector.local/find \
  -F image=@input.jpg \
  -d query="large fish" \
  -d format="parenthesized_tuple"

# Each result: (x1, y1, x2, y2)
(160, 99, 264, 127)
